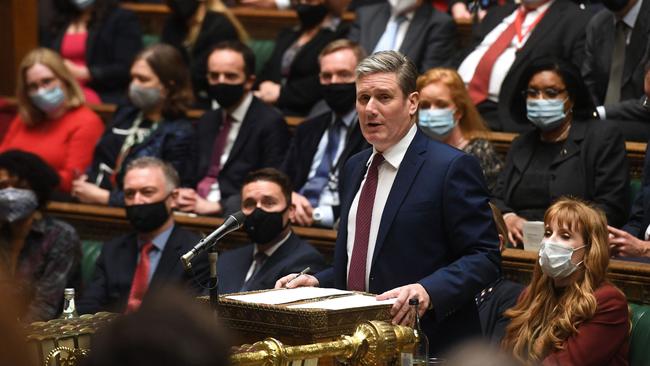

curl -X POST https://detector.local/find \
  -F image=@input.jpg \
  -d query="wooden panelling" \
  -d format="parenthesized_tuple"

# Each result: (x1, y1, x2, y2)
(0, 0, 38, 95)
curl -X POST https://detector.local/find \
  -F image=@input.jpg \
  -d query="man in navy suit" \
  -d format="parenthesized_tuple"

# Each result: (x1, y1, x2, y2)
(175, 41, 290, 217)
(217, 168, 327, 294)
(283, 40, 369, 228)
(277, 51, 500, 355)
(78, 157, 209, 314)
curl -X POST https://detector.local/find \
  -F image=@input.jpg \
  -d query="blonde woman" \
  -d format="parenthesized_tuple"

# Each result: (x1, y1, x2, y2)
(0, 48, 104, 193)
(416, 68, 502, 192)
(502, 197, 629, 365)
(162, 0, 248, 106)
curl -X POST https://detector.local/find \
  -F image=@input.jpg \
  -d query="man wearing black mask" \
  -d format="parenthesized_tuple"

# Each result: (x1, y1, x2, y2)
(78, 157, 209, 314)
(217, 168, 327, 294)
(175, 41, 290, 217)
(582, 0, 650, 139)
(281, 40, 369, 228)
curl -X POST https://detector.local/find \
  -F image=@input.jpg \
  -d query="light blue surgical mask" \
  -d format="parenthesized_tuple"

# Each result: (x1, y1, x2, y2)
(418, 108, 456, 140)
(526, 98, 568, 131)
(30, 86, 66, 114)
(71, 0, 95, 10)
(538, 240, 585, 279)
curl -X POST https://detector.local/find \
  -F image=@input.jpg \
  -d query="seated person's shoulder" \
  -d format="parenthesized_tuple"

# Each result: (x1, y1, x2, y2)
(594, 282, 628, 306)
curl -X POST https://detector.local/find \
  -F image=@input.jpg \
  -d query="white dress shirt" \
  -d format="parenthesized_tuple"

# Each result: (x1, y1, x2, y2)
(205, 92, 253, 202)
(458, 1, 554, 102)
(372, 10, 415, 54)
(345, 124, 417, 291)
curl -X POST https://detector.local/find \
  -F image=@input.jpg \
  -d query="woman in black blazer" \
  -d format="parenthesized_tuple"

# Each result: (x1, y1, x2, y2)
(493, 57, 630, 246)
(161, 0, 247, 106)
(255, 0, 349, 116)
(43, 0, 143, 104)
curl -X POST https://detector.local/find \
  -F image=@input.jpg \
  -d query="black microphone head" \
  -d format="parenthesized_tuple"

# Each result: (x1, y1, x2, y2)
(231, 211, 246, 226)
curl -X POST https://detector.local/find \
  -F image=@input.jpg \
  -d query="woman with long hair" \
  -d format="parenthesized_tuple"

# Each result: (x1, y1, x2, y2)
(0, 48, 104, 194)
(71, 44, 197, 206)
(416, 68, 503, 192)
(502, 197, 629, 365)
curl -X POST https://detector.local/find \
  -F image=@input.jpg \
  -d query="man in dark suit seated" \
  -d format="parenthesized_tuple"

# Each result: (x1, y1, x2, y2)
(601, 61, 650, 141)
(175, 41, 290, 216)
(78, 157, 209, 314)
(349, 0, 455, 72)
(283, 40, 370, 228)
(609, 141, 650, 262)
(277, 51, 501, 355)
(457, 0, 591, 132)
(217, 168, 327, 294)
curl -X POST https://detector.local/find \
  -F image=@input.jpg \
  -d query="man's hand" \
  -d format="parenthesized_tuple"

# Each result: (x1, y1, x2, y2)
(608, 225, 650, 258)
(71, 175, 110, 204)
(504, 213, 527, 247)
(274, 273, 319, 289)
(376, 284, 431, 326)
(175, 188, 222, 215)
(64, 59, 90, 82)
(291, 191, 314, 226)
(254, 81, 281, 104)
(238, 0, 279, 9)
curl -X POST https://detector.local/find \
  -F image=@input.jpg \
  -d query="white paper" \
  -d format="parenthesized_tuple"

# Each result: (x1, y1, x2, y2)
(225, 287, 352, 305)
(523, 221, 545, 252)
(287, 294, 396, 310)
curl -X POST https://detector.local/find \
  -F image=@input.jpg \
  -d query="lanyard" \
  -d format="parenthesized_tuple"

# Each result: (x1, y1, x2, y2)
(514, 7, 547, 45)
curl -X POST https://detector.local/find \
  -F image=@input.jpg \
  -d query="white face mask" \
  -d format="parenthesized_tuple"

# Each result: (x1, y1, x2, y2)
(538, 241, 585, 279)
(388, 0, 417, 14)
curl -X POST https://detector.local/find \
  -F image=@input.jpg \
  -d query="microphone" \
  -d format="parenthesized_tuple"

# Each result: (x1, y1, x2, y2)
(181, 211, 246, 270)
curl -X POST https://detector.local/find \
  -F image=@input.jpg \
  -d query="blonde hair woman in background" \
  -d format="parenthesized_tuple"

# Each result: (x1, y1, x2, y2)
(161, 0, 249, 107)
(0, 48, 104, 194)
(502, 197, 629, 365)
(416, 68, 503, 192)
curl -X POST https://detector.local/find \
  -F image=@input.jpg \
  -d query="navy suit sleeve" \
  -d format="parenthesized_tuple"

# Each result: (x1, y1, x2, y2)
(419, 153, 501, 322)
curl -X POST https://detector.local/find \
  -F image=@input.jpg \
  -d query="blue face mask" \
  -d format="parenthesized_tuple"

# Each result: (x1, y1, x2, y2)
(526, 98, 568, 131)
(71, 0, 95, 10)
(418, 108, 456, 140)
(30, 86, 66, 114)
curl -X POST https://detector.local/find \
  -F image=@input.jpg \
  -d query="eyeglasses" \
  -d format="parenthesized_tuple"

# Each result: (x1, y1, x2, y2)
(523, 88, 567, 99)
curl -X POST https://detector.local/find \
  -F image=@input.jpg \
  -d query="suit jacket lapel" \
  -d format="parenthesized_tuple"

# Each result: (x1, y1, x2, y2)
(507, 132, 537, 201)
(399, 5, 428, 58)
(367, 4, 392, 52)
(371, 131, 426, 268)
(623, 1, 650, 84)
(120, 233, 139, 289)
(150, 226, 182, 286)
(550, 121, 585, 167)
(221, 99, 257, 172)
(510, 1, 566, 72)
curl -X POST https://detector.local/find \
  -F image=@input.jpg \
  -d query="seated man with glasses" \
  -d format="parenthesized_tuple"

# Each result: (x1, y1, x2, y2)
(492, 57, 630, 247)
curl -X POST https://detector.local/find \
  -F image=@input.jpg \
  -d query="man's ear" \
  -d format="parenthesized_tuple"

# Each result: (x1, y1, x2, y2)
(408, 91, 419, 116)
(168, 189, 179, 209)
(245, 74, 256, 92)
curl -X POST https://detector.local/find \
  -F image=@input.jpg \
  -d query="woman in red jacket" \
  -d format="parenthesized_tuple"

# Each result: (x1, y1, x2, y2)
(0, 48, 104, 193)
(502, 197, 630, 365)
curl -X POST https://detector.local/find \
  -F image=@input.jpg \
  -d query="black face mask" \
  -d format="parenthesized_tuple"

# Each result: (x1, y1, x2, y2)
(244, 207, 288, 244)
(602, 0, 629, 11)
(295, 4, 329, 30)
(322, 82, 356, 115)
(167, 0, 199, 21)
(208, 83, 245, 109)
(125, 199, 171, 233)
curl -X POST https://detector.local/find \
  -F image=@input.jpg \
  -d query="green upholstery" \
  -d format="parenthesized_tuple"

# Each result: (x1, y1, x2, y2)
(631, 179, 642, 204)
(142, 34, 160, 48)
(81, 240, 103, 285)
(248, 39, 275, 76)
(629, 303, 650, 366)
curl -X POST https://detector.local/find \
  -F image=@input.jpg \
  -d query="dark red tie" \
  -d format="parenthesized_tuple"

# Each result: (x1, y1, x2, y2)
(468, 9, 526, 105)
(126, 242, 154, 313)
(348, 153, 384, 291)
(197, 113, 233, 198)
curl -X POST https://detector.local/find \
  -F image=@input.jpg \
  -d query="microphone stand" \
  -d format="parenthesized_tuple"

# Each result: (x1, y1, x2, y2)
(208, 244, 219, 317)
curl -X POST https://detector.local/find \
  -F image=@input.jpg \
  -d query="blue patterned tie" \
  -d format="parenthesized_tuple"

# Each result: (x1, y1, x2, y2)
(373, 15, 407, 53)
(300, 117, 343, 207)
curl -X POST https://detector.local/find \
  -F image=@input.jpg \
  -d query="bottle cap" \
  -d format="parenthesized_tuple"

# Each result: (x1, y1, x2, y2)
(408, 298, 419, 306)
(64, 288, 75, 296)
